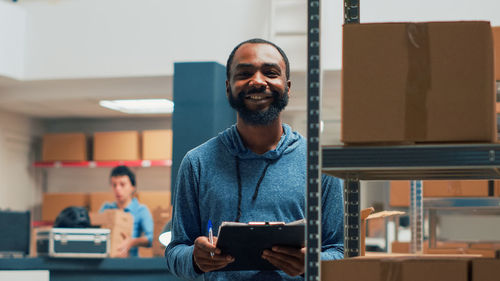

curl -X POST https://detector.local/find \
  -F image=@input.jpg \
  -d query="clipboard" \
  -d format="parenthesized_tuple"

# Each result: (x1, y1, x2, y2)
(215, 220, 305, 271)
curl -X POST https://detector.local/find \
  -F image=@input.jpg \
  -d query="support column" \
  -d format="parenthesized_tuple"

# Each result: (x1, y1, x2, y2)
(171, 62, 236, 198)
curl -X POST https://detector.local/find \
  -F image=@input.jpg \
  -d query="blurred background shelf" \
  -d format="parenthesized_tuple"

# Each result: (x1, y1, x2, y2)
(33, 160, 172, 168)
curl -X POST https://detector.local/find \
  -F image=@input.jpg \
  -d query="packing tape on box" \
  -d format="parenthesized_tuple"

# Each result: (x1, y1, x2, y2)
(380, 260, 403, 281)
(405, 23, 431, 141)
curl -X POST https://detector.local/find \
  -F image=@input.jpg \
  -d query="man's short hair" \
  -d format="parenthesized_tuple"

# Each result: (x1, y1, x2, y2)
(110, 165, 136, 187)
(226, 38, 290, 81)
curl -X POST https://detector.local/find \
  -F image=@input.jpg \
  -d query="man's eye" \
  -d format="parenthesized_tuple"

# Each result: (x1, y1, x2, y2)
(266, 71, 279, 77)
(236, 72, 252, 78)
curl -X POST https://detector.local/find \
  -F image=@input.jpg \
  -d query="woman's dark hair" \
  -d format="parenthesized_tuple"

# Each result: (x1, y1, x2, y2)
(54, 206, 90, 228)
(110, 165, 136, 187)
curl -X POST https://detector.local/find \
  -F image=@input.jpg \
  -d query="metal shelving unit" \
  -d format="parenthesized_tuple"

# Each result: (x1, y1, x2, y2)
(322, 144, 500, 257)
(305, 0, 499, 277)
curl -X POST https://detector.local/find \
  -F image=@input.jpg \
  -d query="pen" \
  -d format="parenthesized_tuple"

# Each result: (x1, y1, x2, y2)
(207, 219, 214, 258)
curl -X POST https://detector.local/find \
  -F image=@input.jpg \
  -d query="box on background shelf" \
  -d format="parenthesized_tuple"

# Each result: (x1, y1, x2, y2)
(389, 180, 497, 207)
(142, 130, 173, 160)
(93, 131, 140, 161)
(152, 206, 172, 257)
(41, 193, 89, 222)
(493, 26, 500, 81)
(342, 21, 496, 144)
(137, 191, 171, 212)
(42, 133, 87, 161)
(89, 192, 116, 213)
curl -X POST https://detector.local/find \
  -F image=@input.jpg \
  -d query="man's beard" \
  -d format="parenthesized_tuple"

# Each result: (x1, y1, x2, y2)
(228, 85, 289, 126)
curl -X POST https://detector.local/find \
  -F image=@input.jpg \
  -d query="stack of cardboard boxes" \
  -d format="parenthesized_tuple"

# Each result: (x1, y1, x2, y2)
(322, 255, 500, 281)
(42, 129, 173, 162)
(339, 21, 500, 278)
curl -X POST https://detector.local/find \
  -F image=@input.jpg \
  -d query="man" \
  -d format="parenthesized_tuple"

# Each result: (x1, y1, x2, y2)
(100, 165, 154, 257)
(165, 39, 343, 280)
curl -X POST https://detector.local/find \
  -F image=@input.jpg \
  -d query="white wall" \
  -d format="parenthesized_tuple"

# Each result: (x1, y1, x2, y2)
(321, 0, 500, 70)
(20, 0, 270, 80)
(0, 1, 25, 79)
(0, 110, 43, 213)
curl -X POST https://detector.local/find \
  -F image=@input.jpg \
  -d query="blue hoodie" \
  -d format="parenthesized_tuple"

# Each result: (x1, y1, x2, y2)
(165, 124, 344, 281)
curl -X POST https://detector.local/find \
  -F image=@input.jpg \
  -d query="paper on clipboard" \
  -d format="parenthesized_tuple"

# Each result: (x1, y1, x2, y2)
(215, 219, 305, 271)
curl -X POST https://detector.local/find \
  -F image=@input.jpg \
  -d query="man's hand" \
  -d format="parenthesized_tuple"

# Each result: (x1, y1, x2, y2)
(192, 236, 234, 272)
(116, 232, 132, 258)
(262, 246, 305, 277)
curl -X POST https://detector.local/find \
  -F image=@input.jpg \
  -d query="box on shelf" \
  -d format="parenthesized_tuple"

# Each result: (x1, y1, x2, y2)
(493, 26, 500, 81)
(42, 133, 87, 161)
(89, 192, 116, 213)
(142, 130, 173, 160)
(342, 21, 496, 144)
(423, 180, 490, 197)
(93, 131, 140, 161)
(152, 206, 172, 257)
(42, 193, 89, 222)
(138, 247, 154, 258)
(389, 180, 493, 207)
(137, 191, 171, 212)
(472, 259, 500, 281)
(322, 255, 472, 281)
(89, 210, 133, 258)
(390, 181, 411, 207)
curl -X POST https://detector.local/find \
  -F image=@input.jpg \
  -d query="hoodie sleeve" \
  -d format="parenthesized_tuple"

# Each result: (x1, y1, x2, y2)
(320, 174, 344, 260)
(165, 153, 202, 280)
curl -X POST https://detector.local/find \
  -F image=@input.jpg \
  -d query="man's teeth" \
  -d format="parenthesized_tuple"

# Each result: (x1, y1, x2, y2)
(247, 95, 268, 100)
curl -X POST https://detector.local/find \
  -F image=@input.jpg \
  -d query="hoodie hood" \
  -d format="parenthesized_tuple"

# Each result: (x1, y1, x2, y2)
(218, 123, 303, 160)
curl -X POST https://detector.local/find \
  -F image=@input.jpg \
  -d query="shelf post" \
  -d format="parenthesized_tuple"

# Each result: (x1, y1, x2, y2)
(344, 179, 360, 257)
(344, 0, 360, 24)
(306, 0, 322, 280)
(410, 180, 424, 253)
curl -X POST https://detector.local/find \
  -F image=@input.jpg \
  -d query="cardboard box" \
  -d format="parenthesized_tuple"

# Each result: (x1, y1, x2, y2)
(322, 255, 471, 281)
(152, 206, 172, 257)
(89, 210, 133, 258)
(142, 130, 173, 160)
(423, 180, 489, 197)
(493, 27, 500, 81)
(390, 181, 411, 207)
(42, 193, 89, 222)
(390, 180, 491, 207)
(89, 192, 116, 213)
(472, 259, 500, 281)
(93, 131, 140, 161)
(138, 247, 154, 258)
(42, 133, 87, 161)
(137, 191, 171, 212)
(342, 21, 496, 144)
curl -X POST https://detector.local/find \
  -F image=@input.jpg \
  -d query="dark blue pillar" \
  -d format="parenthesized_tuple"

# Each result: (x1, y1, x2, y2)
(171, 62, 236, 199)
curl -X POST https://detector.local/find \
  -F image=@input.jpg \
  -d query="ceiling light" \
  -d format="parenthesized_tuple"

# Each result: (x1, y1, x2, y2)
(99, 99, 174, 114)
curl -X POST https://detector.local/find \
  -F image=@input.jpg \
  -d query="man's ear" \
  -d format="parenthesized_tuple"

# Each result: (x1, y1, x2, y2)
(286, 80, 291, 97)
(225, 80, 230, 98)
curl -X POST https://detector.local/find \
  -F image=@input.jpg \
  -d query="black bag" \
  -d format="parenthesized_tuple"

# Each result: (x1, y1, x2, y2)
(54, 206, 91, 228)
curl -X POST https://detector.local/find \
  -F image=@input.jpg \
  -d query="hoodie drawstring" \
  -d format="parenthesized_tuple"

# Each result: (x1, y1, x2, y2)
(234, 156, 272, 222)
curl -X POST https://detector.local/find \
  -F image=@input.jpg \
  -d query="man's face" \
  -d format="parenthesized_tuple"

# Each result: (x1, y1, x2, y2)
(226, 43, 290, 126)
(110, 175, 135, 205)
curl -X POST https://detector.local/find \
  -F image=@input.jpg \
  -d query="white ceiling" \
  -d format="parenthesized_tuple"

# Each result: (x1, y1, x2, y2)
(0, 70, 341, 120)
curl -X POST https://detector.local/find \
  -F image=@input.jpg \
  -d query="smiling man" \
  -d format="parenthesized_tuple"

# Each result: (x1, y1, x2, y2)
(165, 39, 344, 281)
